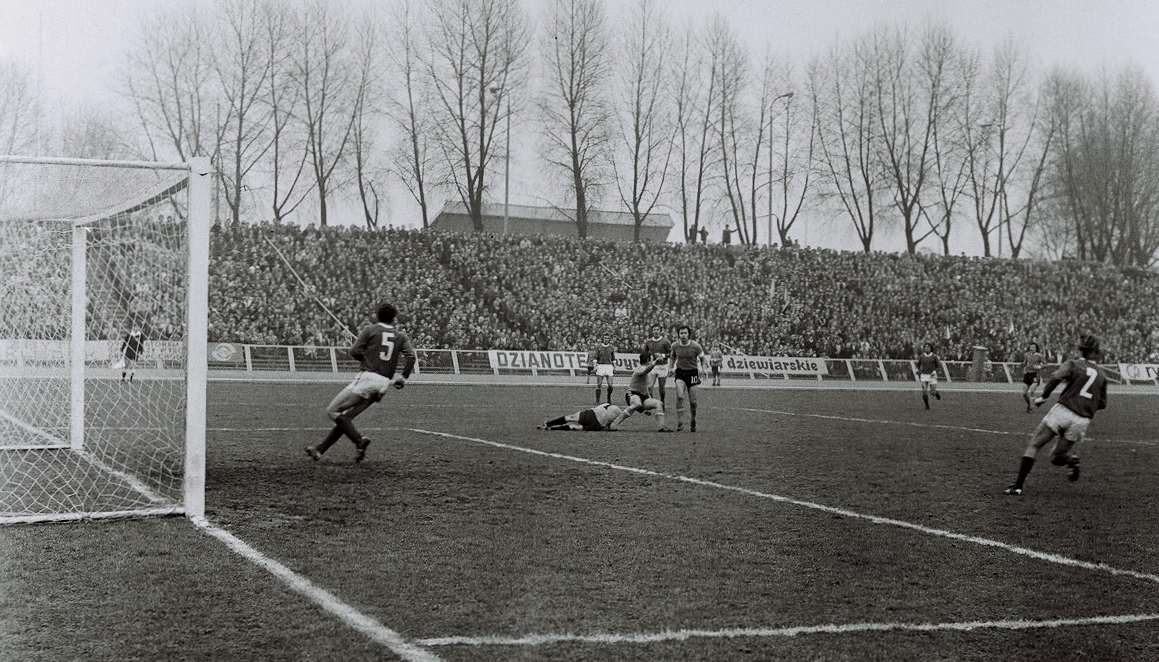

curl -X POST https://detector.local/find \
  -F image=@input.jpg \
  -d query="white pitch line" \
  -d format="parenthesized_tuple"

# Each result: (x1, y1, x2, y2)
(732, 406, 1159, 446)
(193, 518, 444, 662)
(416, 612, 1159, 647)
(411, 429, 1159, 586)
(734, 406, 1021, 436)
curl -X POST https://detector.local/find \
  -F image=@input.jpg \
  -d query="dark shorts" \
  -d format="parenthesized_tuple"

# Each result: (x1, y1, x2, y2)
(625, 391, 649, 406)
(1023, 371, 1039, 386)
(711, 365, 720, 376)
(578, 408, 603, 431)
(674, 368, 700, 387)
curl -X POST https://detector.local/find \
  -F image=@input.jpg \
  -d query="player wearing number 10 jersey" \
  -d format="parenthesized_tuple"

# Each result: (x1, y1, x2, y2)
(306, 303, 417, 463)
(1005, 335, 1107, 496)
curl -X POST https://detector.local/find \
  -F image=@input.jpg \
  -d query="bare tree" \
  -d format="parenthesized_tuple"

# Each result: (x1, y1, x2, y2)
(770, 88, 816, 247)
(0, 61, 41, 155)
(922, 38, 978, 255)
(540, 0, 612, 238)
(349, 12, 387, 229)
(989, 43, 1054, 258)
(611, 0, 673, 242)
(293, 0, 360, 227)
(672, 21, 721, 243)
(386, 0, 436, 228)
(873, 26, 957, 254)
(120, 8, 213, 161)
(260, 2, 313, 224)
(210, 0, 276, 227)
(811, 37, 882, 252)
(56, 108, 138, 159)
(428, 0, 530, 232)
(1047, 64, 1159, 267)
(708, 16, 755, 244)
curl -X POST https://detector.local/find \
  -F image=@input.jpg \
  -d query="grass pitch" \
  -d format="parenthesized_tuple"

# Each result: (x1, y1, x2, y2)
(3, 380, 1159, 661)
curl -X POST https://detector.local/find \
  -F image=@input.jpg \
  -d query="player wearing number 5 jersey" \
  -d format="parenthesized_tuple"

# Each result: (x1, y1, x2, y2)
(306, 303, 417, 463)
(1005, 335, 1107, 496)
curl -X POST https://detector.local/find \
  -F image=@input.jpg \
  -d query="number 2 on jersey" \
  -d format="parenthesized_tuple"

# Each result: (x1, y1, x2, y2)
(1078, 366, 1098, 399)
(380, 331, 395, 362)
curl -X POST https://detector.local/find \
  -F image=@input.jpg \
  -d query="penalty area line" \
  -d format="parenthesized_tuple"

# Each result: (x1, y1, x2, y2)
(732, 407, 1159, 447)
(416, 612, 1159, 647)
(733, 406, 1021, 437)
(192, 518, 444, 662)
(411, 429, 1159, 587)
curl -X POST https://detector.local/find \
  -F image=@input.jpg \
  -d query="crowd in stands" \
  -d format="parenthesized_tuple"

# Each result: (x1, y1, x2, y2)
(206, 223, 1159, 364)
(4, 220, 1157, 364)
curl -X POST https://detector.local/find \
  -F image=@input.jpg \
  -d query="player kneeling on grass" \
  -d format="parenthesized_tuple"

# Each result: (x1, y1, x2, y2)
(622, 352, 673, 432)
(1005, 335, 1107, 496)
(306, 303, 416, 463)
(539, 403, 626, 431)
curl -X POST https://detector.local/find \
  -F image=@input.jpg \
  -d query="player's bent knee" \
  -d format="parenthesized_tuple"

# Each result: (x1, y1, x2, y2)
(1050, 454, 1069, 466)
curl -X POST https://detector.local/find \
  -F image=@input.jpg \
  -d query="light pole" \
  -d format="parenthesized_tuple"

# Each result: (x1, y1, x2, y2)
(767, 91, 794, 247)
(490, 86, 511, 236)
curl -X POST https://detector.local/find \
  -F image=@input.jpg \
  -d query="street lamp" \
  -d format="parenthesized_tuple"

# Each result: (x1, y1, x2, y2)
(489, 86, 511, 236)
(767, 91, 794, 247)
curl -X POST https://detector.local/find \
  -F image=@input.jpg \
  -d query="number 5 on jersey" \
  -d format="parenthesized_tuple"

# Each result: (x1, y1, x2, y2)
(380, 331, 395, 362)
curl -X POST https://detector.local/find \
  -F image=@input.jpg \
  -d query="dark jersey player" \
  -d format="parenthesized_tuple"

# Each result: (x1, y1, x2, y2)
(916, 343, 942, 409)
(120, 328, 144, 382)
(667, 325, 707, 432)
(306, 303, 416, 463)
(642, 325, 672, 407)
(1005, 335, 1107, 496)
(1020, 342, 1046, 412)
(590, 334, 617, 405)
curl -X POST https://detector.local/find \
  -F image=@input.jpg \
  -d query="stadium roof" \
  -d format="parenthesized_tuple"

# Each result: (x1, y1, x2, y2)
(435, 201, 673, 229)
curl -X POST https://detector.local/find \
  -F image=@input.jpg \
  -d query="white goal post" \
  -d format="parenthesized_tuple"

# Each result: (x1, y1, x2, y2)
(0, 155, 210, 524)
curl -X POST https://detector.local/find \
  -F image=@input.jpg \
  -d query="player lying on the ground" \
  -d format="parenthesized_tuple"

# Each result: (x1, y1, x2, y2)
(539, 403, 626, 431)
(623, 352, 673, 432)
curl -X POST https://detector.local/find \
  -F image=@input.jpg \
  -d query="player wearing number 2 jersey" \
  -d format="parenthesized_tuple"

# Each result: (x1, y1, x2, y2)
(306, 303, 417, 463)
(1005, 335, 1107, 496)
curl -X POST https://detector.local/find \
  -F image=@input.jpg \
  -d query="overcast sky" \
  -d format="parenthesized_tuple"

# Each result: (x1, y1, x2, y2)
(2, 0, 1158, 250)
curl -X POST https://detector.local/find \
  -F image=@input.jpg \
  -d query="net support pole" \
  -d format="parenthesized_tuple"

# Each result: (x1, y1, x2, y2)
(70, 225, 86, 452)
(184, 157, 212, 521)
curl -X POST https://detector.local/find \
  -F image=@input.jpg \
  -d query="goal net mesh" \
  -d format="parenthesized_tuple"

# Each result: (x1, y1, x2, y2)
(0, 158, 192, 522)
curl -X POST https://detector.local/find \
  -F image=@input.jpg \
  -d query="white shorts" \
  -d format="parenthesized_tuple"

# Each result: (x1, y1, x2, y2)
(920, 373, 938, 384)
(649, 364, 669, 378)
(1042, 403, 1091, 442)
(345, 371, 393, 400)
(594, 364, 614, 378)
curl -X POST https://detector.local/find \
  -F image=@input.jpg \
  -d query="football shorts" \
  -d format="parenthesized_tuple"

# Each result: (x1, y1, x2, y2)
(594, 364, 614, 378)
(1022, 371, 1039, 386)
(649, 364, 669, 378)
(577, 408, 603, 431)
(1042, 403, 1091, 442)
(675, 368, 701, 387)
(345, 371, 394, 400)
(625, 391, 649, 407)
(919, 372, 938, 384)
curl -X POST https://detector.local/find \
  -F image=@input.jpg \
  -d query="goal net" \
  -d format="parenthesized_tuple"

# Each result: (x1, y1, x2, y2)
(0, 156, 210, 524)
